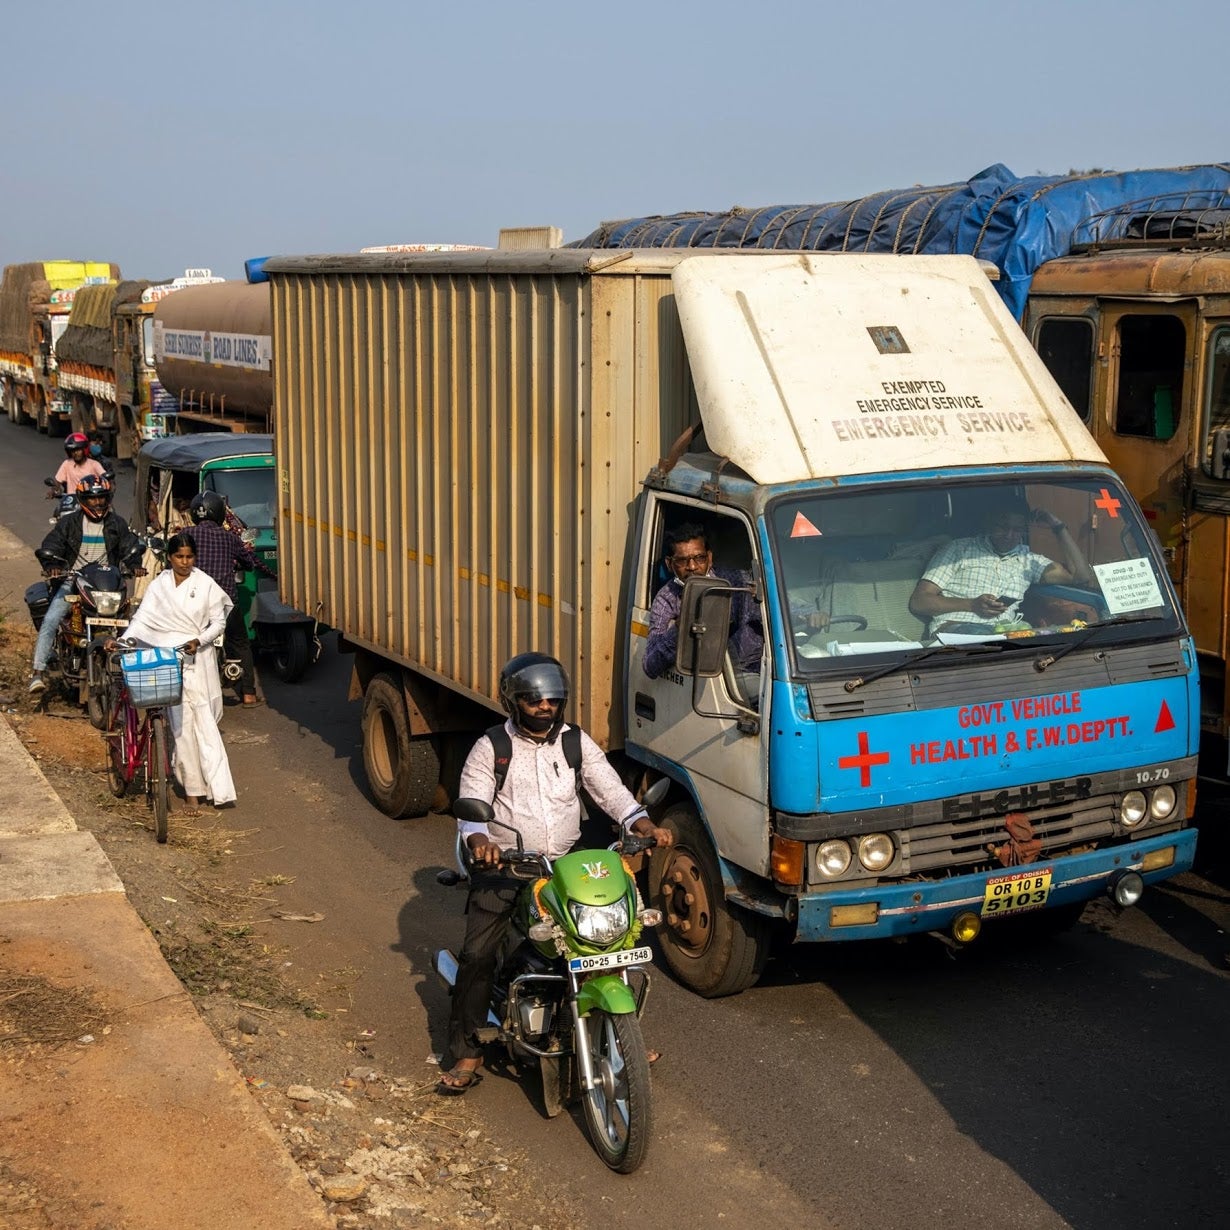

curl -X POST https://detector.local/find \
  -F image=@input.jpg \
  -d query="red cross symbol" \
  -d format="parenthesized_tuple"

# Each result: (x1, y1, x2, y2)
(838, 731, 891, 787)
(1095, 488, 1122, 519)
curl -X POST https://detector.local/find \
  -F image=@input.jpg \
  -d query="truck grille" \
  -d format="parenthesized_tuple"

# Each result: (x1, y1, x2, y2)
(900, 793, 1119, 874)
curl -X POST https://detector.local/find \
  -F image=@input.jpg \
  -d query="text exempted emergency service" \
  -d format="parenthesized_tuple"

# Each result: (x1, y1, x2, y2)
(833, 380, 1036, 443)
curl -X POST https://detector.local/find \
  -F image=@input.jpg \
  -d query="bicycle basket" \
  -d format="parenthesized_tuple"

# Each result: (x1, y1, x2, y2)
(119, 647, 182, 708)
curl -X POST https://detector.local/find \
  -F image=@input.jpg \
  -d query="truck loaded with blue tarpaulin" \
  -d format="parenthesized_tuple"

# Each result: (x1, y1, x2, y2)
(573, 163, 1230, 319)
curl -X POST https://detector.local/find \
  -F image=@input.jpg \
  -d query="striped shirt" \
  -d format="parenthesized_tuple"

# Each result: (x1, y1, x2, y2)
(74, 518, 108, 569)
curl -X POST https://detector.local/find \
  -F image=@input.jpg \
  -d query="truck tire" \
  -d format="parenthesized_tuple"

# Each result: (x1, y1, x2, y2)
(268, 624, 310, 682)
(647, 803, 771, 998)
(361, 672, 440, 818)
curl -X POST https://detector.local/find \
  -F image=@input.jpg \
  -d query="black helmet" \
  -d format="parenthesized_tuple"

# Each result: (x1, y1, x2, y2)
(498, 652, 569, 738)
(189, 490, 227, 525)
(65, 431, 90, 454)
(75, 474, 113, 519)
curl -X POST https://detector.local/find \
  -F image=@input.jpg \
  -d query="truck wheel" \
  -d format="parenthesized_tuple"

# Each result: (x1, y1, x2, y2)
(361, 672, 441, 818)
(648, 803, 771, 998)
(268, 625, 310, 682)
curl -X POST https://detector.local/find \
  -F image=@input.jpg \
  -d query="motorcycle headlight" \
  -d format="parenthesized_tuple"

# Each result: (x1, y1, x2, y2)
(93, 592, 123, 616)
(569, 899, 630, 945)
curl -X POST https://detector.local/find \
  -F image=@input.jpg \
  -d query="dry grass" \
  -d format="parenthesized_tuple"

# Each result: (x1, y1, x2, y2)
(0, 970, 105, 1047)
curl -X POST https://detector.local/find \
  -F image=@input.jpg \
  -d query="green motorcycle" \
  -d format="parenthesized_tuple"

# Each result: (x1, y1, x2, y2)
(434, 797, 665, 1173)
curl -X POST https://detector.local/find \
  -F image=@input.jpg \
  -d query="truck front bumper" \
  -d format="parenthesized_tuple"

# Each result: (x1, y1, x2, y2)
(792, 828, 1196, 942)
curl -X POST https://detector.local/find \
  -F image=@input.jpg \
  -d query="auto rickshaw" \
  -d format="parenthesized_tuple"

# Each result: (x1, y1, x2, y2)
(132, 433, 321, 681)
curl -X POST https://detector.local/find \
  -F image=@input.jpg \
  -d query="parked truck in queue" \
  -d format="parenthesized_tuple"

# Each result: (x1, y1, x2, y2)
(55, 270, 225, 456)
(151, 279, 273, 435)
(0, 260, 120, 433)
(265, 248, 1199, 997)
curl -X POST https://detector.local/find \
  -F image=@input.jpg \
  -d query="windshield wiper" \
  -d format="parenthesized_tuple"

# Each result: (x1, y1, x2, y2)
(844, 641, 1007, 692)
(1033, 614, 1165, 673)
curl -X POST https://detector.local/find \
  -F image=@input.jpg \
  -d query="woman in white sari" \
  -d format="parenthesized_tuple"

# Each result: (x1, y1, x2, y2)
(121, 533, 237, 809)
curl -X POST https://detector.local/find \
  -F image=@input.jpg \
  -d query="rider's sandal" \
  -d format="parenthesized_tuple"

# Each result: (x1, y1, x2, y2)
(435, 1068, 484, 1097)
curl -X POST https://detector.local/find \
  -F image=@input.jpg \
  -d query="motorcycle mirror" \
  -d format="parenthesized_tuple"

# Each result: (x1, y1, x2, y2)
(453, 797, 495, 827)
(43, 477, 56, 488)
(436, 869, 464, 887)
(640, 777, 670, 808)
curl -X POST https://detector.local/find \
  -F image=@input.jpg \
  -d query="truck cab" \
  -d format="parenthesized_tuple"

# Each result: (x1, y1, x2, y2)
(624, 255, 1199, 996)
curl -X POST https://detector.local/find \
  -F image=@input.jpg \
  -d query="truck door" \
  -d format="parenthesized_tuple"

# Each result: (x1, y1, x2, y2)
(624, 495, 771, 874)
(1187, 319, 1230, 738)
(1090, 303, 1197, 591)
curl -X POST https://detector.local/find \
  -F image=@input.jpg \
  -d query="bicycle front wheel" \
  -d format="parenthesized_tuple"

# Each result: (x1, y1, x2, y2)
(106, 692, 130, 798)
(149, 713, 169, 843)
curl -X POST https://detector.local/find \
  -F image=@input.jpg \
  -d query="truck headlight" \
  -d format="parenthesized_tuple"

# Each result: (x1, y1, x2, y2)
(1149, 785, 1176, 820)
(816, 840, 852, 878)
(857, 833, 894, 872)
(569, 899, 629, 945)
(1119, 790, 1147, 828)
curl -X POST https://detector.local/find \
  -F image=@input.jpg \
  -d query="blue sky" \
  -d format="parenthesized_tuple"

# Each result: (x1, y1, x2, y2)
(2, 0, 1226, 280)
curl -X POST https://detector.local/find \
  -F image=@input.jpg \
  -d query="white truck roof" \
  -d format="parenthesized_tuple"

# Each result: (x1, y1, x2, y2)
(672, 253, 1107, 486)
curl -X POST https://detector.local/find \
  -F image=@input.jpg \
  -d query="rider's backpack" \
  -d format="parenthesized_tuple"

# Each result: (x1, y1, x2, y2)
(486, 723, 582, 798)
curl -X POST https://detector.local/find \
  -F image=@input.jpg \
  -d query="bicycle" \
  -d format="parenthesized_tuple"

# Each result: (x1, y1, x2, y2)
(102, 645, 184, 844)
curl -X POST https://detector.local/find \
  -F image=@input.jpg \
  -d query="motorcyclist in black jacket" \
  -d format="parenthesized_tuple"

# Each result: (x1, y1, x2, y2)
(29, 476, 145, 694)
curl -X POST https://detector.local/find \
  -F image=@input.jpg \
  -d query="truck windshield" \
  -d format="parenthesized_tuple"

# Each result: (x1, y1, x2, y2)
(769, 475, 1182, 672)
(206, 468, 276, 530)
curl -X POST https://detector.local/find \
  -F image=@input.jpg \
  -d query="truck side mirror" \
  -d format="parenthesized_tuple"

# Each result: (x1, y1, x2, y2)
(675, 576, 735, 677)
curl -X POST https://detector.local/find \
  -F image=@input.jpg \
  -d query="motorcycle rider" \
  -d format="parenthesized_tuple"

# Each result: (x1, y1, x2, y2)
(29, 476, 145, 694)
(51, 432, 106, 496)
(185, 491, 273, 706)
(437, 651, 673, 1096)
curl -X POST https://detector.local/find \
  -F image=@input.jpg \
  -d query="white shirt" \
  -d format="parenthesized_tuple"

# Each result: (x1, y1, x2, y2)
(458, 720, 647, 859)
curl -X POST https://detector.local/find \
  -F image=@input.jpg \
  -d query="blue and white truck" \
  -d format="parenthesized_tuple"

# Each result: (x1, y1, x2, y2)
(267, 248, 1198, 996)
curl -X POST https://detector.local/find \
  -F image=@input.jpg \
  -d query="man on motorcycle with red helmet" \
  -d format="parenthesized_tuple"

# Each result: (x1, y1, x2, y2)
(436, 651, 673, 1096)
(51, 432, 106, 497)
(29, 475, 145, 693)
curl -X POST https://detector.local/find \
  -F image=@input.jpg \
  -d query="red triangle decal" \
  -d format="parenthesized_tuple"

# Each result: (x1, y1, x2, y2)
(1154, 700, 1175, 733)
(790, 512, 822, 538)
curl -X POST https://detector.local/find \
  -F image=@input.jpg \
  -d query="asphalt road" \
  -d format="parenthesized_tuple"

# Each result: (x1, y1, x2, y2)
(3, 422, 1229, 1229)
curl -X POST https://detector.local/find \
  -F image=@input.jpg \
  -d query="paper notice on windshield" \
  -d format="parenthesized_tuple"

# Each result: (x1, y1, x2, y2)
(1093, 558, 1164, 615)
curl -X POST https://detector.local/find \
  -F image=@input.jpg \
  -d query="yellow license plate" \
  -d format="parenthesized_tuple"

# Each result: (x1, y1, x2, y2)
(982, 867, 1053, 916)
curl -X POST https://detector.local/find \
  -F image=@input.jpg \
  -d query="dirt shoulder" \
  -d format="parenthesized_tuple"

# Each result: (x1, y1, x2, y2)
(0, 616, 579, 1230)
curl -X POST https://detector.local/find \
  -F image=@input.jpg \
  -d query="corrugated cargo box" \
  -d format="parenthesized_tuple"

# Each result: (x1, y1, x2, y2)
(266, 249, 705, 746)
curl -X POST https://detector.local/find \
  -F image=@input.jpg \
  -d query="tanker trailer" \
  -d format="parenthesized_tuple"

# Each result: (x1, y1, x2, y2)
(152, 280, 272, 434)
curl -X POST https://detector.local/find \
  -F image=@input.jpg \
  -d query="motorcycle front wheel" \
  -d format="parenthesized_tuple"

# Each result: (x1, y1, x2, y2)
(578, 1009, 652, 1174)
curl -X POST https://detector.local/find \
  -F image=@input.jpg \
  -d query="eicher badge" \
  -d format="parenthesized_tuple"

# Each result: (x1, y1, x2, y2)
(581, 860, 610, 881)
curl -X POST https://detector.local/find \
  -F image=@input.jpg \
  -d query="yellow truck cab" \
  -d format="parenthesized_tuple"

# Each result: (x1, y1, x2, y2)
(1027, 235, 1230, 748)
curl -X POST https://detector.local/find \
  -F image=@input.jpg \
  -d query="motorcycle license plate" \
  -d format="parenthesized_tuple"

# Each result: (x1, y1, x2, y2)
(981, 867, 1052, 917)
(568, 946, 653, 973)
